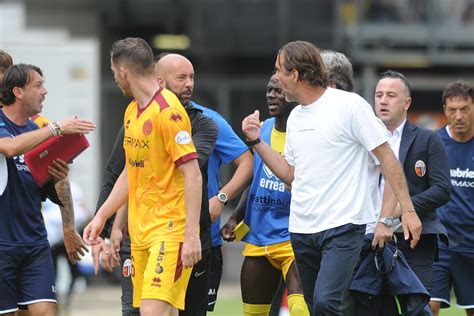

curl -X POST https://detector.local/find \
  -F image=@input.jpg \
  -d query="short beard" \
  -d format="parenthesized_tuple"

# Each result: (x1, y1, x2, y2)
(179, 98, 190, 108)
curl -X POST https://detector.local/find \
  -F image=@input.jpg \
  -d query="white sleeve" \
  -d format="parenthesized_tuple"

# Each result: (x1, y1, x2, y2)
(0, 154, 7, 195)
(284, 119, 295, 166)
(350, 99, 388, 152)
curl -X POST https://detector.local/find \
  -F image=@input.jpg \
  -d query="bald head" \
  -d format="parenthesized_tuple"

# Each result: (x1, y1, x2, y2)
(154, 54, 195, 107)
(155, 54, 192, 75)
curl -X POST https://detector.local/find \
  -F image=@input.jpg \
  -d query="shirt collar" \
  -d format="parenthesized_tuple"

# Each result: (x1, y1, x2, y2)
(390, 119, 406, 137)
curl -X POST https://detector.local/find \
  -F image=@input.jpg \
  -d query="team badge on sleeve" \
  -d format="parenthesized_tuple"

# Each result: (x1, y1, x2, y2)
(415, 160, 426, 177)
(175, 131, 191, 145)
(143, 119, 153, 135)
(169, 112, 183, 123)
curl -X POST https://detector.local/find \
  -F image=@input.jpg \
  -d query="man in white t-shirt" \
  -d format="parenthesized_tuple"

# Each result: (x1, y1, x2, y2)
(320, 49, 393, 241)
(242, 41, 421, 316)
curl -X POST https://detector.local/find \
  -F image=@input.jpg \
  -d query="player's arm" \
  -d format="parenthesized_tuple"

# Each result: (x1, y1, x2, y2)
(253, 142, 294, 184)
(372, 182, 398, 249)
(0, 117, 95, 157)
(0, 127, 55, 157)
(95, 128, 126, 239)
(179, 158, 203, 268)
(221, 186, 250, 242)
(83, 166, 129, 245)
(209, 150, 253, 222)
(110, 203, 127, 262)
(372, 142, 421, 249)
(54, 178, 88, 264)
(242, 110, 294, 185)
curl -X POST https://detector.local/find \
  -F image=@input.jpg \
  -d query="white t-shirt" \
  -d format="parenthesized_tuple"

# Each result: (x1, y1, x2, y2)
(285, 87, 388, 234)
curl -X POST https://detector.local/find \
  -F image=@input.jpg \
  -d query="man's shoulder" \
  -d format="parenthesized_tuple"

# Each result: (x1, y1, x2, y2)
(191, 101, 223, 120)
(405, 121, 437, 138)
(418, 126, 444, 145)
(327, 87, 366, 103)
(189, 109, 218, 132)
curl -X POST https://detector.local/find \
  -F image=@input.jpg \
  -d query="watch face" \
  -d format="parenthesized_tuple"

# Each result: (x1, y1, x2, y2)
(384, 218, 393, 226)
(218, 192, 228, 203)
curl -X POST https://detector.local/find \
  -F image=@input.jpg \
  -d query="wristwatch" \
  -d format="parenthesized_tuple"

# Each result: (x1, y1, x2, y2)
(217, 192, 228, 205)
(245, 137, 261, 147)
(378, 217, 394, 228)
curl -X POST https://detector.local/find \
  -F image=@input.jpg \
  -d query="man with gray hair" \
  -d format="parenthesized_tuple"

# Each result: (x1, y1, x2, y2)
(320, 50, 354, 92)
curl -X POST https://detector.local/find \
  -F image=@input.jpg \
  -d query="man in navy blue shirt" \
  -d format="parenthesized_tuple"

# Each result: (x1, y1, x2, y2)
(0, 64, 95, 315)
(430, 80, 474, 316)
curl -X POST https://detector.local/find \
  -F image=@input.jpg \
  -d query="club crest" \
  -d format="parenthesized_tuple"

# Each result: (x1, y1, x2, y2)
(122, 258, 132, 277)
(143, 119, 153, 135)
(415, 160, 426, 177)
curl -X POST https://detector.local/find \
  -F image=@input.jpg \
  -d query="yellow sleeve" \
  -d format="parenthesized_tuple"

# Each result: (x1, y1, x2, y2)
(31, 114, 50, 128)
(158, 106, 197, 166)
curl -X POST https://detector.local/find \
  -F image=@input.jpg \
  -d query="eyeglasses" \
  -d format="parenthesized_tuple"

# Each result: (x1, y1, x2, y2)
(374, 234, 398, 274)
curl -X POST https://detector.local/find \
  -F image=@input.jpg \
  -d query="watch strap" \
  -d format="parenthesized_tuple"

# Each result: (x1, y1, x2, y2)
(245, 137, 261, 146)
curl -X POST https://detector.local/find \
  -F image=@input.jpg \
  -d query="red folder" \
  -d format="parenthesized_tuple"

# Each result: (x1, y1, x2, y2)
(24, 133, 90, 187)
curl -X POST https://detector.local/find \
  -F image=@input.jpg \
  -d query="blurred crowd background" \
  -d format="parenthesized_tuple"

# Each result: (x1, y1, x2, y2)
(1, 0, 473, 314)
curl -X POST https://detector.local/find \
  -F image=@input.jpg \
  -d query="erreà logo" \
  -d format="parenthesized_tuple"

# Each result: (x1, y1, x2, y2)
(261, 164, 285, 192)
(263, 164, 279, 180)
(169, 112, 183, 122)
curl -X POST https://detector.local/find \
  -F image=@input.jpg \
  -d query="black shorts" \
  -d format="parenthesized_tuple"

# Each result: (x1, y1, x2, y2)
(120, 243, 140, 316)
(207, 246, 223, 311)
(179, 248, 211, 316)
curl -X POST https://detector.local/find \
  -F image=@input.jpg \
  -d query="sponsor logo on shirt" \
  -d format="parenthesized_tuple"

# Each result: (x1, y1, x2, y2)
(14, 154, 30, 172)
(450, 168, 474, 188)
(175, 130, 191, 145)
(124, 136, 150, 149)
(249, 194, 290, 208)
(128, 159, 144, 168)
(260, 164, 285, 192)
